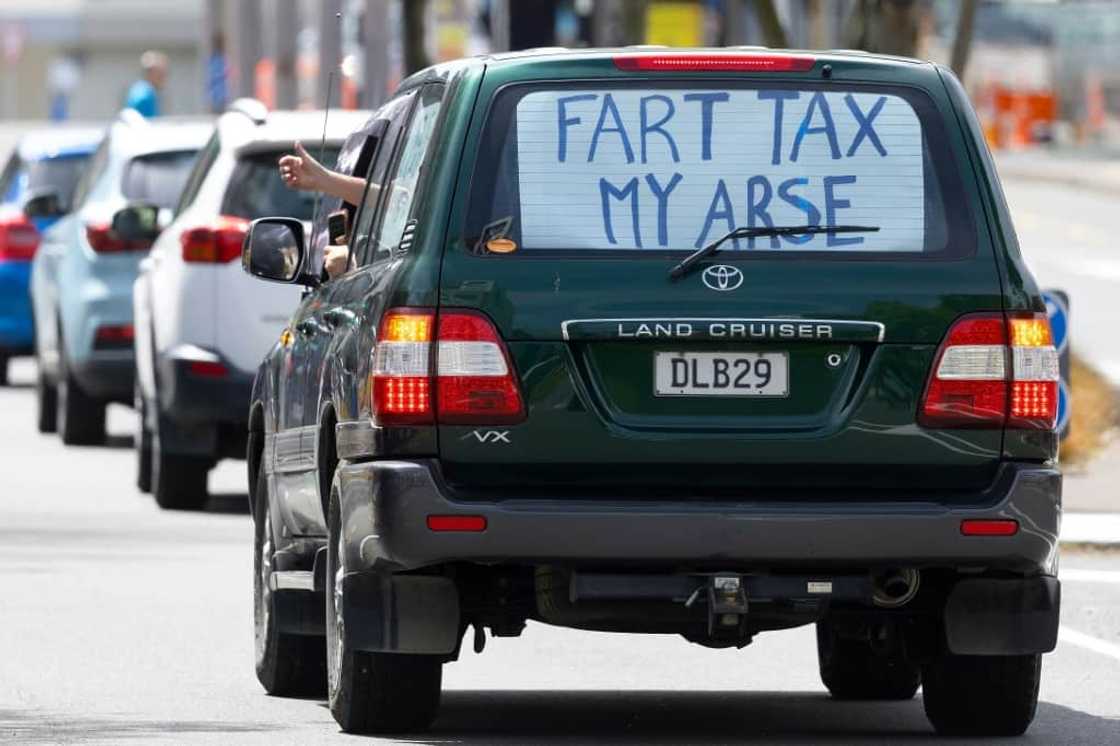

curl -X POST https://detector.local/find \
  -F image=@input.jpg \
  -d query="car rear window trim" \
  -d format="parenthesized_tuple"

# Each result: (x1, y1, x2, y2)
(461, 76, 979, 262)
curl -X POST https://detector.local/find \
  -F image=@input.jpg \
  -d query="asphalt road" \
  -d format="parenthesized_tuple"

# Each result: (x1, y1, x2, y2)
(1, 349, 1119, 745)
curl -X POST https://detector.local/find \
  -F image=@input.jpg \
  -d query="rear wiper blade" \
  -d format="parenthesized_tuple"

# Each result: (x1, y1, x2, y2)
(667, 225, 880, 281)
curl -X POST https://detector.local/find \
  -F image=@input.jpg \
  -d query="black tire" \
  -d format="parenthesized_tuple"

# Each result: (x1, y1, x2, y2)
(922, 653, 1041, 737)
(36, 368, 58, 434)
(57, 362, 105, 446)
(0, 354, 9, 386)
(817, 621, 920, 701)
(253, 467, 326, 696)
(326, 478, 442, 734)
(151, 422, 209, 510)
(135, 385, 152, 493)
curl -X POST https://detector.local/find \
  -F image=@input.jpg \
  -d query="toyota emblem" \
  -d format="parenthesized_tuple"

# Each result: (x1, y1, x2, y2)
(701, 264, 744, 292)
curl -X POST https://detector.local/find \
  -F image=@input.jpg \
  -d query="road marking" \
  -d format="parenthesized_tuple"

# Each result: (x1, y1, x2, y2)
(1061, 568, 1120, 585)
(1059, 626, 1120, 664)
(1061, 513, 1120, 546)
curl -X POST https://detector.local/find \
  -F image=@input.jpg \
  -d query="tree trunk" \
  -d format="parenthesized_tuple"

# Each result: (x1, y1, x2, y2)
(949, 0, 978, 80)
(844, 0, 921, 58)
(403, 0, 430, 75)
(754, 0, 790, 49)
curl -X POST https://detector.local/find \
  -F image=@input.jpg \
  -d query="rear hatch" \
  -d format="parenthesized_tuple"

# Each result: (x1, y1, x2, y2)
(436, 54, 1004, 497)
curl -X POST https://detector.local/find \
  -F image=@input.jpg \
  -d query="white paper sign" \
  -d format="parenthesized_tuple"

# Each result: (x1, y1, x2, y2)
(514, 88, 926, 251)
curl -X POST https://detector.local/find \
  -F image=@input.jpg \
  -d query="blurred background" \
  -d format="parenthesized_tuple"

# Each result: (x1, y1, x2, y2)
(0, 0, 1117, 154)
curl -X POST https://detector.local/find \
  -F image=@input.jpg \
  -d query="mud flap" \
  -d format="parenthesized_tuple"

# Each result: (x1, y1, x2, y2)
(342, 572, 460, 654)
(944, 576, 1060, 655)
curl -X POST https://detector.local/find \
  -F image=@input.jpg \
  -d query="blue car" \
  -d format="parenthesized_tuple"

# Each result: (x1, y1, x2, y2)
(31, 112, 210, 444)
(0, 127, 101, 385)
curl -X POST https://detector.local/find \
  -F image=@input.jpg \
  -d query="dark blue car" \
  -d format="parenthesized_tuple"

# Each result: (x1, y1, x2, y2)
(0, 127, 101, 385)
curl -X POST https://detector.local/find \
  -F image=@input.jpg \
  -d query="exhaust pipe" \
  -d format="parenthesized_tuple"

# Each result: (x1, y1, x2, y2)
(871, 568, 920, 608)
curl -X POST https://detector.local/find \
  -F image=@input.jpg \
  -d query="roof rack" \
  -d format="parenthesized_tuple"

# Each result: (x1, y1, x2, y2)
(227, 98, 268, 125)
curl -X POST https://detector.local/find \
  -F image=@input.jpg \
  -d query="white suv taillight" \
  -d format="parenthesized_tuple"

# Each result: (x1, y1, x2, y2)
(919, 312, 1058, 430)
(370, 308, 525, 426)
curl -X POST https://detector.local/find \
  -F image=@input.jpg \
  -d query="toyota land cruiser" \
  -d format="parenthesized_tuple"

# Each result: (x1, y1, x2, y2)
(243, 49, 1061, 737)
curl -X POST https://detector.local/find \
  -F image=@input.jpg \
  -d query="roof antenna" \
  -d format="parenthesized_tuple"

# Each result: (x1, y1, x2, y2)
(310, 11, 342, 231)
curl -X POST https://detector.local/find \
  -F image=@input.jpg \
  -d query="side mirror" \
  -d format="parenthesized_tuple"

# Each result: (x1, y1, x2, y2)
(110, 202, 162, 246)
(243, 217, 314, 286)
(23, 188, 65, 219)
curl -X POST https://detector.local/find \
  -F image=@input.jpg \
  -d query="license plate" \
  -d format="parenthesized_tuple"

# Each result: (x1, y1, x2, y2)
(654, 351, 789, 397)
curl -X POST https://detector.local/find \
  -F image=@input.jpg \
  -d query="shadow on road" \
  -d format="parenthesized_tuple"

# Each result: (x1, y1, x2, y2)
(206, 492, 250, 515)
(391, 690, 1119, 745)
(0, 709, 281, 744)
(103, 434, 135, 449)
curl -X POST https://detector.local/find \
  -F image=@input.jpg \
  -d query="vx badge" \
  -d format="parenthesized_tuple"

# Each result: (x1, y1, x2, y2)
(462, 430, 511, 444)
(701, 265, 744, 292)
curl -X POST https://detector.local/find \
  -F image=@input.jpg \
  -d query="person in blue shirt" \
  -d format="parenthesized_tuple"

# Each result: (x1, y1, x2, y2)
(125, 51, 168, 118)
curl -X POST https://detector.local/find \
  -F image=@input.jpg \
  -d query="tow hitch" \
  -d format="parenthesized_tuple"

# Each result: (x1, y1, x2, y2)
(706, 575, 749, 638)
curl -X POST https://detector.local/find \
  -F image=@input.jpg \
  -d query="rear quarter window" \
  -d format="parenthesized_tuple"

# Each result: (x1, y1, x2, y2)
(122, 150, 199, 210)
(222, 148, 340, 222)
(465, 82, 974, 259)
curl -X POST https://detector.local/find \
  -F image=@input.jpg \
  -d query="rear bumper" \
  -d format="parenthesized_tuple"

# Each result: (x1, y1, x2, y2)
(70, 356, 133, 402)
(337, 460, 1061, 575)
(156, 349, 254, 427)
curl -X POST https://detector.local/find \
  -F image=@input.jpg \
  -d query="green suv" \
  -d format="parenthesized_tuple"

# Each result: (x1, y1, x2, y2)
(243, 49, 1061, 737)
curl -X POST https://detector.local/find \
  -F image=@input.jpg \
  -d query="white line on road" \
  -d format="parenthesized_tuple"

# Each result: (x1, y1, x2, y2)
(1061, 568, 1120, 584)
(1059, 626, 1120, 664)
(1061, 513, 1120, 546)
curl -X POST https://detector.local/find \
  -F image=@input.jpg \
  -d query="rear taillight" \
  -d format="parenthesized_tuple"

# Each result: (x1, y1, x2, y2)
(188, 360, 228, 378)
(613, 54, 815, 72)
(370, 308, 525, 427)
(93, 324, 134, 349)
(371, 310, 434, 425)
(0, 212, 40, 260)
(919, 312, 1058, 430)
(181, 216, 250, 263)
(85, 222, 152, 253)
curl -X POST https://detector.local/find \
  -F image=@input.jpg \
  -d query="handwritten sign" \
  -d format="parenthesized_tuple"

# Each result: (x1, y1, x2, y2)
(515, 88, 925, 251)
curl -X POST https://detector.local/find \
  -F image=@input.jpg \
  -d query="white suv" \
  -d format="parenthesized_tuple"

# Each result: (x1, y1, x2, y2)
(133, 100, 369, 509)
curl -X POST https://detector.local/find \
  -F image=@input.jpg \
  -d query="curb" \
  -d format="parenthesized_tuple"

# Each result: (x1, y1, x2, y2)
(1061, 513, 1120, 547)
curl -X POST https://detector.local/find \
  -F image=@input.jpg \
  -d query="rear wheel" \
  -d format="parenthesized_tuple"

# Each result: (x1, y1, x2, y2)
(253, 467, 326, 695)
(135, 385, 152, 493)
(151, 420, 209, 510)
(817, 620, 920, 700)
(36, 368, 58, 433)
(0, 354, 9, 386)
(922, 653, 1041, 736)
(57, 361, 105, 446)
(326, 480, 442, 733)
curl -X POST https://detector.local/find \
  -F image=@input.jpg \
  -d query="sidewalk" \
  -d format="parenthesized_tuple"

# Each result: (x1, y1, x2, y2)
(996, 149, 1120, 194)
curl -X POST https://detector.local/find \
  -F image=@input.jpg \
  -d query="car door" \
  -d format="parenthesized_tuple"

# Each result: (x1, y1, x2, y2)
(304, 91, 424, 425)
(273, 95, 415, 537)
(32, 136, 111, 377)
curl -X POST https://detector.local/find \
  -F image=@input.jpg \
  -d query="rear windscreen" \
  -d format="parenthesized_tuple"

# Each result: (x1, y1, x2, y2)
(26, 155, 91, 207)
(465, 83, 974, 257)
(122, 150, 199, 210)
(222, 149, 340, 221)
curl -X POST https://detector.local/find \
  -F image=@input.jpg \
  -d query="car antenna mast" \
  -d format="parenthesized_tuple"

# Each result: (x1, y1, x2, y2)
(310, 11, 342, 230)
